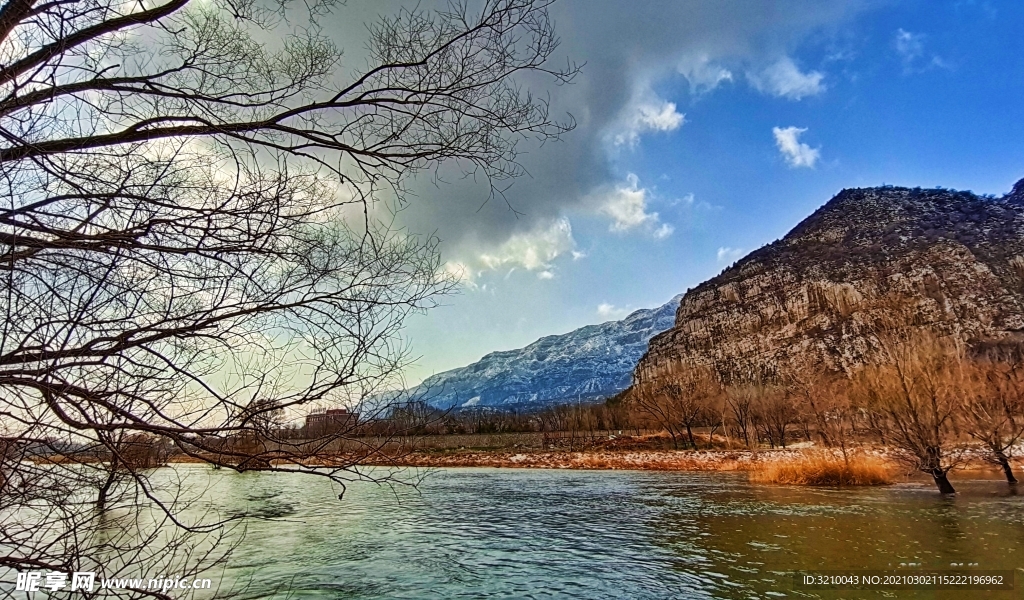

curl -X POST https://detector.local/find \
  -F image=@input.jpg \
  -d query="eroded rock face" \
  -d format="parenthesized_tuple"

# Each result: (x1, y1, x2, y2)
(637, 183, 1024, 383)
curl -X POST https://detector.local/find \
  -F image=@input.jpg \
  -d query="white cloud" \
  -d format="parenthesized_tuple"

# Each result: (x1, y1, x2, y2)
(478, 217, 575, 271)
(717, 247, 745, 263)
(596, 303, 630, 320)
(895, 28, 924, 65)
(450, 217, 576, 286)
(443, 260, 476, 287)
(748, 57, 825, 100)
(772, 126, 820, 168)
(638, 102, 685, 131)
(894, 28, 950, 73)
(610, 92, 685, 147)
(594, 173, 674, 238)
(601, 174, 651, 230)
(571, 250, 587, 261)
(678, 54, 733, 94)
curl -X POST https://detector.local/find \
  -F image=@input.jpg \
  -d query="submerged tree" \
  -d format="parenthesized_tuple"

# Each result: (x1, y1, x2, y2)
(857, 308, 967, 494)
(0, 0, 577, 592)
(954, 351, 1024, 484)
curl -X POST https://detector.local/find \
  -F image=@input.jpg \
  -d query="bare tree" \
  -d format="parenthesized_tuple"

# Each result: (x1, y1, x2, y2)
(953, 352, 1024, 484)
(631, 366, 721, 450)
(784, 363, 857, 461)
(681, 368, 723, 449)
(0, 0, 577, 593)
(751, 386, 796, 449)
(725, 384, 757, 449)
(856, 309, 967, 494)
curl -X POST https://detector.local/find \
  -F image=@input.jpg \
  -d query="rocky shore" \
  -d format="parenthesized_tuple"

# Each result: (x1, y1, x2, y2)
(363, 448, 766, 470)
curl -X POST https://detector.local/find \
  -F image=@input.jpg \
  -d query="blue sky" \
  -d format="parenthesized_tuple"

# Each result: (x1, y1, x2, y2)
(392, 0, 1024, 385)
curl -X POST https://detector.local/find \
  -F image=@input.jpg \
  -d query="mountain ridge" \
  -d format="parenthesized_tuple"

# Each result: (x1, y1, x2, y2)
(406, 294, 683, 409)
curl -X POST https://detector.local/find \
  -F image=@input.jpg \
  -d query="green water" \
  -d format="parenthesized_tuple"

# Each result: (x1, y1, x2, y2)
(181, 466, 1023, 599)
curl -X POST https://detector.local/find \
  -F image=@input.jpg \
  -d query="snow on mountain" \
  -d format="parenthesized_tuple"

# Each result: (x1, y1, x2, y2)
(407, 295, 683, 409)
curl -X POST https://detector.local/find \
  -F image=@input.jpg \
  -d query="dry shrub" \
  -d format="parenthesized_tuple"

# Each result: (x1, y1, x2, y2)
(750, 452, 892, 486)
(579, 456, 612, 469)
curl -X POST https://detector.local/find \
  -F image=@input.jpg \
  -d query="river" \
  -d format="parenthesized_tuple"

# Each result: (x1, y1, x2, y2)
(174, 466, 1023, 599)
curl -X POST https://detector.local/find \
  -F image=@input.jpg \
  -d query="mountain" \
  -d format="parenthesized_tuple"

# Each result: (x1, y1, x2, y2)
(408, 295, 683, 409)
(637, 181, 1024, 384)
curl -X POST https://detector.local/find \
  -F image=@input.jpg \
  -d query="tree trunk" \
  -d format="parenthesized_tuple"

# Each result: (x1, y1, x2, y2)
(96, 459, 118, 510)
(998, 455, 1018, 484)
(707, 424, 720, 450)
(931, 469, 956, 494)
(686, 424, 695, 449)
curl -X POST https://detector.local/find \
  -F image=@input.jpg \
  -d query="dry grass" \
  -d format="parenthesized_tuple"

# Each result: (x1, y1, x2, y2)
(750, 451, 893, 486)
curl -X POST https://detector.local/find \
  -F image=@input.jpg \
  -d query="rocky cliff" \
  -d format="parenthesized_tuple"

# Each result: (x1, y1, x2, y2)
(408, 295, 683, 409)
(637, 181, 1024, 384)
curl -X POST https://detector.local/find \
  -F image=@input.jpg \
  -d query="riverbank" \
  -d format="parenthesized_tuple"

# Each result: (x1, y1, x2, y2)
(164, 432, 1023, 484)
(168, 443, 873, 472)
(353, 443, 1019, 485)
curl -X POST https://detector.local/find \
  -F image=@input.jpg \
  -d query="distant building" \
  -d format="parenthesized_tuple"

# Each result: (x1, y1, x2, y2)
(304, 408, 357, 436)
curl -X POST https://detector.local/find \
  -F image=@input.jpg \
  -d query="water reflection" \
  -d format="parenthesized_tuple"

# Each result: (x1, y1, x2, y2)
(167, 466, 1023, 599)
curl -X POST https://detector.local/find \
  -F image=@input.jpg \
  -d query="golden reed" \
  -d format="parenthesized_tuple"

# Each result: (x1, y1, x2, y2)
(750, 451, 893, 486)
